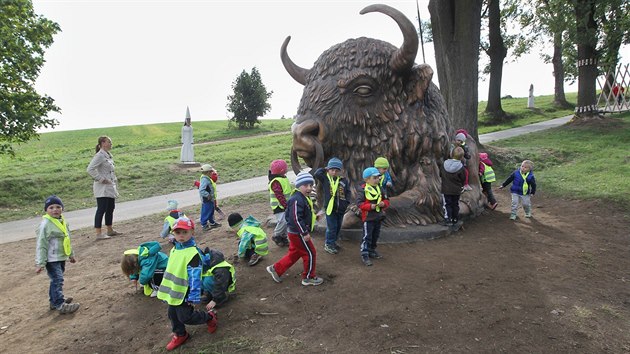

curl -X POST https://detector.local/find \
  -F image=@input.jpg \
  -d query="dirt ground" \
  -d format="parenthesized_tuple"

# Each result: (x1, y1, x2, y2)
(1, 190, 629, 353)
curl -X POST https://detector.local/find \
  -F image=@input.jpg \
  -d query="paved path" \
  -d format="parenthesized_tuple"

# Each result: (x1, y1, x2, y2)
(0, 115, 571, 244)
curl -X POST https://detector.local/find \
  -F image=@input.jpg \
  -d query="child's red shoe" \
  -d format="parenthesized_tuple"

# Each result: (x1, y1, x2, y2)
(166, 333, 189, 351)
(207, 311, 218, 333)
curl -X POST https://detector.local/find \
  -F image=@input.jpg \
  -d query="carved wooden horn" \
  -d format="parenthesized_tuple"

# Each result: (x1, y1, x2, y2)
(360, 4, 418, 73)
(281, 36, 310, 85)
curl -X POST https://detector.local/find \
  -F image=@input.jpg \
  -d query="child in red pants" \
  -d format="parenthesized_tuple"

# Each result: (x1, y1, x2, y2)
(266, 171, 324, 286)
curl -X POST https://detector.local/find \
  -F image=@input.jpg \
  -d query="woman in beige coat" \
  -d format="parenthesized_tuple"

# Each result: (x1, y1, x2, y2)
(87, 136, 121, 239)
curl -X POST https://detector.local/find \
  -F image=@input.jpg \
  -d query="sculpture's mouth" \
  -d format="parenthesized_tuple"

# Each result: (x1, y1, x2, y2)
(291, 120, 325, 173)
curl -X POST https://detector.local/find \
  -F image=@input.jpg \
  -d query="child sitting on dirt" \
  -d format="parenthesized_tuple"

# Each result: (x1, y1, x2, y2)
(267, 171, 324, 286)
(357, 167, 390, 266)
(157, 217, 218, 351)
(499, 160, 536, 220)
(160, 200, 186, 243)
(228, 212, 269, 266)
(440, 147, 467, 226)
(314, 157, 351, 255)
(200, 247, 236, 310)
(121, 241, 169, 297)
(479, 153, 498, 210)
(35, 195, 80, 314)
(199, 164, 221, 231)
(268, 159, 292, 247)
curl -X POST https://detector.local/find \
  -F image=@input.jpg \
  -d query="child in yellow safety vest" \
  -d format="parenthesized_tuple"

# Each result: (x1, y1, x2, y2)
(314, 157, 351, 255)
(478, 153, 498, 210)
(268, 159, 291, 247)
(228, 212, 269, 266)
(499, 160, 536, 220)
(200, 247, 236, 309)
(157, 217, 218, 351)
(35, 195, 80, 314)
(121, 241, 169, 297)
(160, 200, 186, 243)
(357, 168, 390, 266)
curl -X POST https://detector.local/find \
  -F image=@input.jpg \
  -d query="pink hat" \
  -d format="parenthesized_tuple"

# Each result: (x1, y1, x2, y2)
(270, 159, 288, 175)
(479, 152, 488, 160)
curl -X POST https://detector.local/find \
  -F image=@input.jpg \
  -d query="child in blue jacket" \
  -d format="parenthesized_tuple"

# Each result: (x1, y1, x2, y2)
(121, 241, 169, 297)
(499, 160, 536, 220)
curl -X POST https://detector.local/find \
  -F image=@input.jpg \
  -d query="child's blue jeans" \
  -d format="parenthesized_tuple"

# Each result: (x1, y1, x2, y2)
(200, 200, 216, 226)
(46, 261, 66, 309)
(325, 212, 344, 246)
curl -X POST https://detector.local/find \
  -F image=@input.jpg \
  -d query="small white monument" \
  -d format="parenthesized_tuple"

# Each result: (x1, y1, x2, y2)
(527, 84, 535, 108)
(180, 107, 196, 164)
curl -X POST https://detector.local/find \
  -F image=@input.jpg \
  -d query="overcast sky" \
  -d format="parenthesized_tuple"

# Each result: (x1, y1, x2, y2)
(32, 0, 628, 132)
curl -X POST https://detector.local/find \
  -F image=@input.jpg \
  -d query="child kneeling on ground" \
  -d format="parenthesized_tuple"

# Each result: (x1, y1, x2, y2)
(228, 212, 269, 266)
(200, 247, 236, 310)
(121, 241, 168, 297)
(157, 217, 218, 351)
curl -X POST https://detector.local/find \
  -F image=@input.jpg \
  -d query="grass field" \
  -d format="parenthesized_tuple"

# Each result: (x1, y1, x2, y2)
(488, 111, 630, 210)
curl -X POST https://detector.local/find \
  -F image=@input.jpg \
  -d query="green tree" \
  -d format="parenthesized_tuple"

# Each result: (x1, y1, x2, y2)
(226, 67, 273, 129)
(0, 0, 60, 156)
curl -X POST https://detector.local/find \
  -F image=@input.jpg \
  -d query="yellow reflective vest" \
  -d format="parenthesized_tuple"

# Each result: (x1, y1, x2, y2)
(269, 177, 292, 210)
(203, 260, 236, 293)
(481, 162, 496, 183)
(157, 247, 199, 305)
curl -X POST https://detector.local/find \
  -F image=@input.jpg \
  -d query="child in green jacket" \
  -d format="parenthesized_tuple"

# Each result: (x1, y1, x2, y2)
(228, 213, 269, 266)
(121, 241, 168, 297)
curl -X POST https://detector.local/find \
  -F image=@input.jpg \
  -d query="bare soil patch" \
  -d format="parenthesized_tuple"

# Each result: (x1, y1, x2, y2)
(1, 191, 629, 353)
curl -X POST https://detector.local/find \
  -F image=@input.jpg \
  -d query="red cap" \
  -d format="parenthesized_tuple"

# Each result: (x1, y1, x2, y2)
(172, 217, 194, 231)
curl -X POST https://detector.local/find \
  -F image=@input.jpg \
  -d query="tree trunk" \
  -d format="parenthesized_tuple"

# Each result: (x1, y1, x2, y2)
(551, 30, 571, 108)
(484, 0, 507, 120)
(428, 0, 483, 141)
(573, 0, 599, 120)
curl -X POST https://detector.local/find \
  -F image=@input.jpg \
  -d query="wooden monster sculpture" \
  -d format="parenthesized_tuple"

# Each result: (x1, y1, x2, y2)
(282, 4, 484, 227)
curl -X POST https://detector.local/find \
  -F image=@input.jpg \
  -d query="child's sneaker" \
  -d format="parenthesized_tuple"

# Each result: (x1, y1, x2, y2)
(324, 243, 338, 255)
(266, 265, 282, 283)
(166, 333, 189, 351)
(207, 311, 218, 333)
(202, 224, 211, 231)
(369, 250, 383, 259)
(489, 202, 498, 210)
(362, 255, 373, 266)
(301, 277, 324, 286)
(150, 289, 158, 298)
(209, 222, 221, 229)
(525, 212, 532, 218)
(463, 184, 473, 191)
(509, 213, 517, 220)
(57, 302, 80, 314)
(50, 297, 73, 310)
(248, 253, 261, 266)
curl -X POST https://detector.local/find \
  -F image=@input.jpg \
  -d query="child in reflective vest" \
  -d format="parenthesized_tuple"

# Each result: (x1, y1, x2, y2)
(266, 171, 324, 286)
(478, 153, 498, 210)
(499, 160, 536, 220)
(199, 164, 221, 231)
(121, 241, 168, 297)
(314, 157, 351, 255)
(228, 212, 269, 266)
(268, 159, 291, 247)
(200, 247, 236, 309)
(35, 195, 80, 314)
(157, 217, 218, 351)
(374, 157, 394, 191)
(160, 200, 186, 243)
(356, 167, 390, 266)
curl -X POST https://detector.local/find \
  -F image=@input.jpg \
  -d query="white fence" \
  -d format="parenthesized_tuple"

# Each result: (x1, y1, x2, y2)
(597, 63, 629, 113)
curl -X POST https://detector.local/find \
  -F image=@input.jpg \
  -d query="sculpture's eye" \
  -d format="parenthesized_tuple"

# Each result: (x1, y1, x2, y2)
(353, 85, 373, 97)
